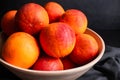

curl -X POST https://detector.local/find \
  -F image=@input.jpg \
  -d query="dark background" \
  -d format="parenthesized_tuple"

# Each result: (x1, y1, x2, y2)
(0, 0, 120, 47)
(0, 0, 120, 80)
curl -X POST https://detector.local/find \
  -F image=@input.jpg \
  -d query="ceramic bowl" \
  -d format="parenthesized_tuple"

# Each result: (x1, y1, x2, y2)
(0, 28, 105, 80)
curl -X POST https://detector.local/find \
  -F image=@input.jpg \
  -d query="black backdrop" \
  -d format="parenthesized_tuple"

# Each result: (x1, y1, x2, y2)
(0, 0, 120, 47)
(1, 0, 120, 30)
(0, 1, 120, 80)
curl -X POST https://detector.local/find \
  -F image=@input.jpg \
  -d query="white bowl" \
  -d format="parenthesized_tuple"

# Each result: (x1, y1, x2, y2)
(0, 28, 105, 80)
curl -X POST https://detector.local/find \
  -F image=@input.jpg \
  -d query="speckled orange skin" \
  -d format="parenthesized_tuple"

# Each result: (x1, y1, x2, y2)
(15, 3, 49, 35)
(1, 10, 17, 36)
(60, 9, 88, 34)
(44, 2, 65, 23)
(69, 33, 98, 65)
(40, 22, 76, 58)
(33, 56, 63, 71)
(2, 32, 40, 69)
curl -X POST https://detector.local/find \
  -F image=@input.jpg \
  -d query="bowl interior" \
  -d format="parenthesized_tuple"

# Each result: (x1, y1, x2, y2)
(0, 28, 105, 79)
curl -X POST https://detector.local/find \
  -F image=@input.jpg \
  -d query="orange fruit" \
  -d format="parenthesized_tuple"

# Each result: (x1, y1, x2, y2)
(2, 32, 40, 69)
(33, 55, 63, 71)
(1, 10, 18, 36)
(61, 57, 76, 70)
(44, 2, 65, 23)
(60, 9, 88, 34)
(15, 3, 49, 35)
(40, 22, 76, 58)
(69, 33, 98, 65)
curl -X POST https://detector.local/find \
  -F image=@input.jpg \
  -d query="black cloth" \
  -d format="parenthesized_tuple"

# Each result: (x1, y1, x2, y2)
(78, 46, 120, 80)
(0, 0, 120, 80)
(0, 46, 120, 80)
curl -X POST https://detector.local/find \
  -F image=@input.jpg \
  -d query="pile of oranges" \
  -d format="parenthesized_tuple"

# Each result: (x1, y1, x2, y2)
(1, 2, 99, 71)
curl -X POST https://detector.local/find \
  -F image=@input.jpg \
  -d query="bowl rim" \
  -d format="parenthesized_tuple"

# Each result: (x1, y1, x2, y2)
(0, 28, 105, 75)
